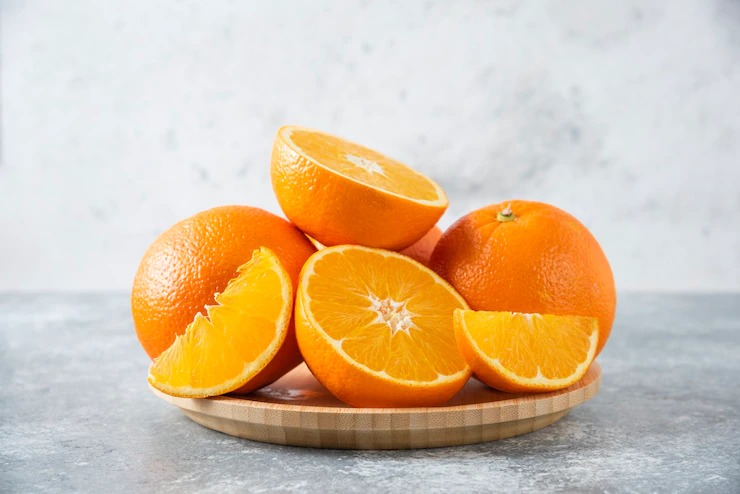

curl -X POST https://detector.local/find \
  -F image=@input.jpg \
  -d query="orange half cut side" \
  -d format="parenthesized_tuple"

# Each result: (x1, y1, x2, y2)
(296, 245, 471, 407)
(271, 126, 448, 249)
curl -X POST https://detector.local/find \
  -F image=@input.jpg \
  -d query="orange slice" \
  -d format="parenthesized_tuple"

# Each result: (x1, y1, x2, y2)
(453, 310, 598, 393)
(271, 126, 448, 250)
(296, 245, 471, 408)
(148, 247, 293, 398)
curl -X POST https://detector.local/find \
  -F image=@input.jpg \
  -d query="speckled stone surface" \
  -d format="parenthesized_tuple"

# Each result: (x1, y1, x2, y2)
(1, 294, 738, 492)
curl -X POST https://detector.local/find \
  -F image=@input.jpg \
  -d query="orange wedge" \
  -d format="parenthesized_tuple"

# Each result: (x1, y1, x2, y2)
(296, 245, 471, 408)
(271, 126, 448, 250)
(453, 310, 598, 393)
(148, 247, 293, 398)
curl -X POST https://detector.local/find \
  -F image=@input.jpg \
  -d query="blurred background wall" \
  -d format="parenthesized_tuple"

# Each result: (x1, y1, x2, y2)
(1, 0, 738, 292)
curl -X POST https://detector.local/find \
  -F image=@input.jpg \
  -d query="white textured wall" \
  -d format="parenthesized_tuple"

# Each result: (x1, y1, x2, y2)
(1, 0, 738, 292)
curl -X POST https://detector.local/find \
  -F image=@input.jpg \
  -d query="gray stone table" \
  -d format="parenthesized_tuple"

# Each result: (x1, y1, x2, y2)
(1, 294, 738, 493)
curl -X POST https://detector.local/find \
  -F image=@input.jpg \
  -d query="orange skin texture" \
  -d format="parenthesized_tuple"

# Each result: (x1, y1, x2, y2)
(430, 200, 616, 356)
(131, 205, 316, 389)
(271, 131, 445, 251)
(399, 225, 443, 266)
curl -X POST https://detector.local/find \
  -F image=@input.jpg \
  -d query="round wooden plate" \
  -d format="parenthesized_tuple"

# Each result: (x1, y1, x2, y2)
(150, 362, 601, 450)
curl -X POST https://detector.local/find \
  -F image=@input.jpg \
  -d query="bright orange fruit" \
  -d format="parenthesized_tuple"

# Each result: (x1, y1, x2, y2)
(454, 310, 598, 393)
(131, 205, 316, 370)
(430, 200, 616, 355)
(306, 225, 442, 267)
(399, 225, 442, 266)
(296, 245, 471, 407)
(271, 126, 448, 250)
(148, 248, 293, 397)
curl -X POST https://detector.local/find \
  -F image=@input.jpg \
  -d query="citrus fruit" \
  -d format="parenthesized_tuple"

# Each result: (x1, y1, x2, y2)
(295, 245, 471, 407)
(430, 200, 616, 355)
(453, 310, 598, 393)
(399, 225, 442, 266)
(131, 205, 316, 364)
(306, 225, 442, 267)
(306, 235, 324, 251)
(271, 126, 448, 250)
(148, 248, 293, 397)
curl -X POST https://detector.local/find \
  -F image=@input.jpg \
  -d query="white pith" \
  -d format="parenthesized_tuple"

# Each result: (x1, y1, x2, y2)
(368, 293, 414, 335)
(345, 153, 386, 176)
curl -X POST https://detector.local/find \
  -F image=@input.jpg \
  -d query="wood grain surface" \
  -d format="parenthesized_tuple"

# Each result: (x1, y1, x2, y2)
(150, 362, 601, 450)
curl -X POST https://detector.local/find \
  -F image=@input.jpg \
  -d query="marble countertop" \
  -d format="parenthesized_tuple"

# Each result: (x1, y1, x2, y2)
(1, 294, 738, 492)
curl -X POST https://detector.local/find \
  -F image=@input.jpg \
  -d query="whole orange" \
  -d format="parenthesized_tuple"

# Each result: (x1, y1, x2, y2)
(131, 206, 316, 385)
(399, 225, 442, 266)
(430, 200, 616, 356)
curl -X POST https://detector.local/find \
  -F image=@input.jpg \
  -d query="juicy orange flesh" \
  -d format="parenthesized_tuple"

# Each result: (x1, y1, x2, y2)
(305, 248, 467, 381)
(288, 129, 441, 202)
(149, 248, 289, 392)
(460, 311, 597, 379)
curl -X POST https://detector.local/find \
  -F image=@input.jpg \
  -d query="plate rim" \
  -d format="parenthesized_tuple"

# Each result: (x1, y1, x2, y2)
(149, 362, 601, 423)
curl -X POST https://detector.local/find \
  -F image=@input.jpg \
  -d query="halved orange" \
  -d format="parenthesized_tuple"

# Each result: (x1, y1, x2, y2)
(453, 310, 598, 393)
(271, 126, 448, 250)
(296, 245, 471, 408)
(148, 247, 293, 398)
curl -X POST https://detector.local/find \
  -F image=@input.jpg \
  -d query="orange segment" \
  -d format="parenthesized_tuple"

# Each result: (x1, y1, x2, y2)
(296, 245, 471, 408)
(148, 247, 293, 398)
(271, 126, 448, 250)
(454, 310, 598, 393)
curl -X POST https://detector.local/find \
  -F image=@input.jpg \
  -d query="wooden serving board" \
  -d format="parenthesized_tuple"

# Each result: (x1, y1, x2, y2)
(150, 362, 601, 450)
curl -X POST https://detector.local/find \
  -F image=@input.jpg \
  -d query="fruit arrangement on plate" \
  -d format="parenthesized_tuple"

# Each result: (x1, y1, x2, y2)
(133, 126, 616, 412)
